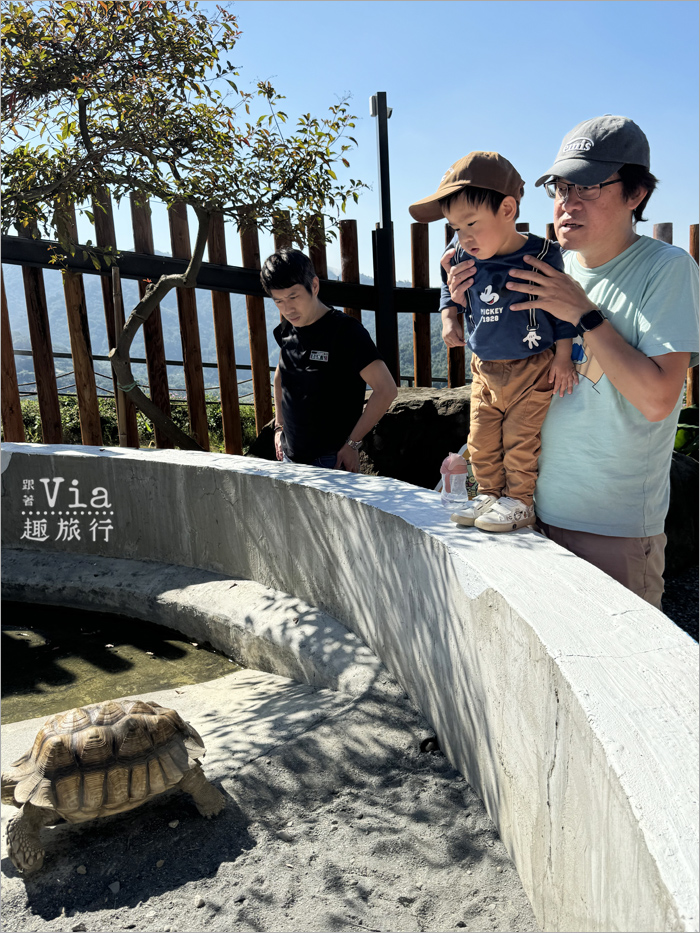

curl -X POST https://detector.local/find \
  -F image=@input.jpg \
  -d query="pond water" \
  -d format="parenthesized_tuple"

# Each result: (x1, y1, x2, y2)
(1, 601, 241, 724)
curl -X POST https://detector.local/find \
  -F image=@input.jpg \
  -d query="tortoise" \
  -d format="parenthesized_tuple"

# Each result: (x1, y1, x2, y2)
(1, 698, 225, 873)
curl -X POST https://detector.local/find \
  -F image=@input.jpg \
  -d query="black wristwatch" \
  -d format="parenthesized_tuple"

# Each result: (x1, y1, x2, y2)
(576, 308, 606, 336)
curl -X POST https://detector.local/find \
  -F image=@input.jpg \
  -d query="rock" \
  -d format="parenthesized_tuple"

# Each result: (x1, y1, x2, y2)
(664, 451, 699, 576)
(76, 865, 86, 874)
(456, 923, 467, 929)
(194, 896, 205, 908)
(168, 820, 179, 829)
(363, 387, 472, 489)
(276, 829, 295, 843)
(246, 386, 472, 491)
(246, 419, 276, 461)
(108, 881, 120, 894)
(71, 924, 87, 932)
(156, 859, 165, 868)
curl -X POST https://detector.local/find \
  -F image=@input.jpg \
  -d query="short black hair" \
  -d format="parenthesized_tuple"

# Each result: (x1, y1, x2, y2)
(260, 248, 317, 296)
(618, 163, 658, 224)
(439, 185, 520, 221)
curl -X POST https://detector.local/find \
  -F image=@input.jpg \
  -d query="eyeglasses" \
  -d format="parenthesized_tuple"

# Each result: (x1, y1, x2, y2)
(544, 179, 623, 203)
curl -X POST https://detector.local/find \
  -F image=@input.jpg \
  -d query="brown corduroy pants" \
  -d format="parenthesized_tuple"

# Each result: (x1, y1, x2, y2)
(467, 349, 554, 507)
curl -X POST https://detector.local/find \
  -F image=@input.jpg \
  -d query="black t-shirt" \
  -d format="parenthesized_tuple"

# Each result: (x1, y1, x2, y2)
(273, 308, 381, 464)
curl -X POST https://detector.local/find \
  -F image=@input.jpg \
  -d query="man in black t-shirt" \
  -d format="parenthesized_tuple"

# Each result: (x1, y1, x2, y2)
(261, 249, 397, 471)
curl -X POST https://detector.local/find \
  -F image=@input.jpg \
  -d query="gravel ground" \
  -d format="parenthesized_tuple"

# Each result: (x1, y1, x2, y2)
(1, 689, 540, 933)
(662, 564, 699, 641)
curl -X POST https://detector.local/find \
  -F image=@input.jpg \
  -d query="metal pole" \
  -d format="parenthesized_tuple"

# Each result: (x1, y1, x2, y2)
(370, 92, 399, 383)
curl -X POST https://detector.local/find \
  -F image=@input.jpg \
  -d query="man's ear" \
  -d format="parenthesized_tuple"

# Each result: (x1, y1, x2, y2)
(500, 196, 518, 221)
(311, 276, 320, 297)
(625, 185, 648, 212)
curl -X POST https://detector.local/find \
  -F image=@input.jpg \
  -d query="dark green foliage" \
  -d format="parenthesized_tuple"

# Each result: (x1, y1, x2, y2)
(16, 396, 258, 453)
(675, 405, 698, 460)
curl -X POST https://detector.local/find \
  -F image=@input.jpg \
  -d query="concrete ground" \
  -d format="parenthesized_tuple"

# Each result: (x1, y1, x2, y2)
(1, 670, 540, 933)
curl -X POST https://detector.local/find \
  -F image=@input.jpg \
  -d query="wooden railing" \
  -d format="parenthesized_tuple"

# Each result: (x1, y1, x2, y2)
(1, 198, 697, 453)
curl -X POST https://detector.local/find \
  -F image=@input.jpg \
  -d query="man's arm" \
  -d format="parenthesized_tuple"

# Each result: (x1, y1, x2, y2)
(335, 360, 397, 472)
(273, 364, 284, 460)
(507, 256, 690, 422)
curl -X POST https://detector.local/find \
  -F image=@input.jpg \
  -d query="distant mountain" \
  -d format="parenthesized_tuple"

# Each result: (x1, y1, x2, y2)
(3, 258, 456, 401)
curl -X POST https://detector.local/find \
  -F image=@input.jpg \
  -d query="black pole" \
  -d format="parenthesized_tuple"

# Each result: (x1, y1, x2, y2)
(371, 92, 399, 384)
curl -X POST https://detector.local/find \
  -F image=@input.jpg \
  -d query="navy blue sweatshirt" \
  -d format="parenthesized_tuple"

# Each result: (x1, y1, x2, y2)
(439, 232, 577, 360)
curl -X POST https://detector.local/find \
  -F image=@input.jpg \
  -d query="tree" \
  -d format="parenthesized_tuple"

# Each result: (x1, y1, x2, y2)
(2, 0, 366, 448)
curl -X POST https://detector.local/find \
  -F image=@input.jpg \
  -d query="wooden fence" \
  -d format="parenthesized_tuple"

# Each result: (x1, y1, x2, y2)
(1, 196, 698, 454)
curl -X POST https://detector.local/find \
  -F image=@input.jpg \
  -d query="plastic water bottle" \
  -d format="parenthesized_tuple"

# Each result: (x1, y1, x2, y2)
(440, 452, 470, 512)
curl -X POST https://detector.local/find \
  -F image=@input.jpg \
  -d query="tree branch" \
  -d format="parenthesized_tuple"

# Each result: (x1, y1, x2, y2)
(107, 209, 213, 450)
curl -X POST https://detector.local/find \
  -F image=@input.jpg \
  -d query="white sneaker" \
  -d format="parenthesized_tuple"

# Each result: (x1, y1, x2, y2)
(450, 494, 498, 527)
(473, 497, 535, 533)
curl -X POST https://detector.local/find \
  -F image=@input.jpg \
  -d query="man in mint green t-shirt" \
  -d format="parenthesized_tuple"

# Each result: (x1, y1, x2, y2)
(443, 115, 699, 610)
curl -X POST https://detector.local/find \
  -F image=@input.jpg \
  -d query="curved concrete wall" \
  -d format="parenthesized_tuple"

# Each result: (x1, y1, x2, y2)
(2, 443, 698, 933)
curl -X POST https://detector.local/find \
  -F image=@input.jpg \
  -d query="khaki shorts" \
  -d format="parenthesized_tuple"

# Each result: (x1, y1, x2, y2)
(537, 520, 666, 611)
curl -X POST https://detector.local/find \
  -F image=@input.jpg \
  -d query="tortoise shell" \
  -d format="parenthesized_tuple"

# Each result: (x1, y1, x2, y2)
(7, 700, 205, 822)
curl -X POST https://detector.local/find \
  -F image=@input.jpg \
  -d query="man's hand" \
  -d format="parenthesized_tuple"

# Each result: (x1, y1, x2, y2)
(549, 355, 579, 397)
(335, 443, 360, 472)
(506, 255, 592, 324)
(440, 248, 476, 308)
(274, 426, 284, 461)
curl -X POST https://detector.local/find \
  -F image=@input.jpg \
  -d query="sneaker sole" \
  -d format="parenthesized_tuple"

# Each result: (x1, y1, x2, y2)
(450, 513, 477, 526)
(473, 516, 535, 533)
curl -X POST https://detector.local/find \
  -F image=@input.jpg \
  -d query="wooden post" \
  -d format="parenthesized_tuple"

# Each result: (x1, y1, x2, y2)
(372, 222, 400, 385)
(61, 203, 102, 445)
(19, 226, 62, 443)
(516, 222, 530, 233)
(445, 223, 466, 388)
(307, 215, 328, 280)
(411, 223, 432, 387)
(239, 222, 273, 432)
(92, 188, 139, 447)
(1, 271, 26, 442)
(653, 223, 673, 244)
(208, 212, 243, 455)
(339, 220, 362, 322)
(168, 201, 210, 450)
(688, 224, 699, 407)
(130, 191, 173, 449)
(273, 211, 293, 252)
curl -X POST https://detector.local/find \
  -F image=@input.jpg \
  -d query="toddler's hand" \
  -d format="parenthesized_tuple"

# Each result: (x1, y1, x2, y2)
(548, 357, 579, 397)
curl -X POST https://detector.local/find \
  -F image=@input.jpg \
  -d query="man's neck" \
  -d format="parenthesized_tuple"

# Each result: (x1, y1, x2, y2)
(577, 228, 640, 269)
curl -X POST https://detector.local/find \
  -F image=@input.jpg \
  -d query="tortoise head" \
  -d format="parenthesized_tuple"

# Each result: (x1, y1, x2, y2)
(1, 771, 20, 807)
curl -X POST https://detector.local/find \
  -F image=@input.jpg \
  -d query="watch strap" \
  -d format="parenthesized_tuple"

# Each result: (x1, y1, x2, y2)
(346, 437, 362, 451)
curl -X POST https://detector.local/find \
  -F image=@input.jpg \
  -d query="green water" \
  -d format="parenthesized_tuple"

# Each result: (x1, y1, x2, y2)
(1, 601, 241, 724)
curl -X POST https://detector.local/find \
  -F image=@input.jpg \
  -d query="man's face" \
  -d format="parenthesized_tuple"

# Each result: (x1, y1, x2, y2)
(270, 278, 319, 327)
(442, 196, 518, 260)
(553, 172, 633, 254)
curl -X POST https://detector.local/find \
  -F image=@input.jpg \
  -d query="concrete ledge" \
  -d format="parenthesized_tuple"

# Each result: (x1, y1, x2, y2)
(0, 549, 400, 701)
(2, 443, 698, 932)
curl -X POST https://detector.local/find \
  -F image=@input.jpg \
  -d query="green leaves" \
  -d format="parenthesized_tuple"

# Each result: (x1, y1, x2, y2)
(2, 0, 367, 256)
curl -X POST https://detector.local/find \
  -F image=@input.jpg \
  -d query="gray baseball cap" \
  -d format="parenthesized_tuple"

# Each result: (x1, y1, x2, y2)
(534, 115, 650, 187)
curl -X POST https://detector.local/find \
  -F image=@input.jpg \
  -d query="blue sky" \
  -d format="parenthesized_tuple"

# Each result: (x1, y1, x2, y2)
(87, 0, 699, 286)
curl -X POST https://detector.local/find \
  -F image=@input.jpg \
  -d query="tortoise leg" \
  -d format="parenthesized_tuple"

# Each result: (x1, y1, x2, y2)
(177, 762, 225, 818)
(6, 803, 56, 873)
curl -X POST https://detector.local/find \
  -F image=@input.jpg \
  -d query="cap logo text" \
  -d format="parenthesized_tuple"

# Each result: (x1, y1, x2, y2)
(562, 137, 594, 153)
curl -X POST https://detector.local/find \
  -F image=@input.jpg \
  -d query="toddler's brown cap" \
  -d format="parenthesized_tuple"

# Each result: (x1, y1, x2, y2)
(409, 152, 524, 223)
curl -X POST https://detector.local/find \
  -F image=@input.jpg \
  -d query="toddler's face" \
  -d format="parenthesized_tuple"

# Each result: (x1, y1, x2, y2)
(442, 197, 517, 260)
